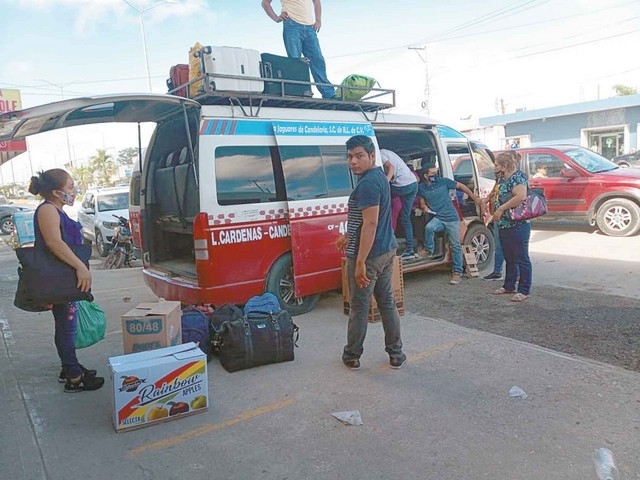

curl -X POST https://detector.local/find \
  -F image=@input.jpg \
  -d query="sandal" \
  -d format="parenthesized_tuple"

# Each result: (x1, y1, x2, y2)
(511, 293, 529, 302)
(493, 287, 516, 295)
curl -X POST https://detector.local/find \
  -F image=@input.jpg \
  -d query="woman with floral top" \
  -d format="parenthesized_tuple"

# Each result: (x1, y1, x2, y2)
(491, 151, 532, 302)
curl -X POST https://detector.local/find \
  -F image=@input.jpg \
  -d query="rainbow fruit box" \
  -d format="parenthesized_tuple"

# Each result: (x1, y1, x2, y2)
(108, 342, 208, 432)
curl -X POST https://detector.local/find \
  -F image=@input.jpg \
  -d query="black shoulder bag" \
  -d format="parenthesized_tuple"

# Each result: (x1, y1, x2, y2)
(14, 207, 93, 312)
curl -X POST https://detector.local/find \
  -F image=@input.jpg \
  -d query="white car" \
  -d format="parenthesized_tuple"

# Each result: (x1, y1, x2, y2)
(77, 186, 130, 256)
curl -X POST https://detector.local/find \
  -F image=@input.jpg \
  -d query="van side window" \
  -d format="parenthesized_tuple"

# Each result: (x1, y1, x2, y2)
(215, 146, 278, 205)
(279, 145, 352, 200)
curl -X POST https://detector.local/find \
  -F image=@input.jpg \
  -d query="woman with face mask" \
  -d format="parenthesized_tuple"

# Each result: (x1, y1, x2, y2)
(490, 151, 532, 302)
(28, 169, 104, 392)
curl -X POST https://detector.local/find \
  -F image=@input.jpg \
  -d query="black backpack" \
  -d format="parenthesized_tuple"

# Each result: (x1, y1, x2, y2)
(210, 303, 243, 356)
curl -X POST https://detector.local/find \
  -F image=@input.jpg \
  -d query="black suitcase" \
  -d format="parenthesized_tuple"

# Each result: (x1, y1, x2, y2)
(218, 309, 299, 372)
(261, 53, 313, 97)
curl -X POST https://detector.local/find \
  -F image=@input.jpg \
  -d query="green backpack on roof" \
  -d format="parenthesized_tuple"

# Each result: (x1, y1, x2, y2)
(336, 74, 378, 101)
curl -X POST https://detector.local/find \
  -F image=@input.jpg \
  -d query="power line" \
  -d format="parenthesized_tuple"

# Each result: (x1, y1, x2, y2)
(327, 0, 634, 60)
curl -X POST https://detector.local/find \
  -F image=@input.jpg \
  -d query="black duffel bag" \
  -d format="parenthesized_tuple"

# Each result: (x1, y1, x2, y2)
(218, 309, 299, 373)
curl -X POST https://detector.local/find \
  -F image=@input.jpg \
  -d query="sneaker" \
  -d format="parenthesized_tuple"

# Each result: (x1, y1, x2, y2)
(449, 273, 462, 285)
(64, 373, 105, 393)
(389, 353, 407, 369)
(483, 272, 503, 281)
(58, 366, 97, 383)
(401, 250, 418, 261)
(343, 358, 361, 371)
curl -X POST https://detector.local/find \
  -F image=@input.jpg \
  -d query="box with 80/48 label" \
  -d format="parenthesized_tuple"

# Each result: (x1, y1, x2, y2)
(121, 300, 182, 354)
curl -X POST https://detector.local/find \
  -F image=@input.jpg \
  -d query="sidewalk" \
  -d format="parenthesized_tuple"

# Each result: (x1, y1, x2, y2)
(1, 265, 638, 480)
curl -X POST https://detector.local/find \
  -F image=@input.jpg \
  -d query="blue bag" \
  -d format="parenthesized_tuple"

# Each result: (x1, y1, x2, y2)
(243, 292, 281, 318)
(181, 306, 211, 358)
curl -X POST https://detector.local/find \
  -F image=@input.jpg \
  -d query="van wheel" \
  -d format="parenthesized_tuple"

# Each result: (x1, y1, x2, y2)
(596, 198, 640, 237)
(463, 224, 494, 271)
(266, 253, 320, 316)
(95, 230, 109, 257)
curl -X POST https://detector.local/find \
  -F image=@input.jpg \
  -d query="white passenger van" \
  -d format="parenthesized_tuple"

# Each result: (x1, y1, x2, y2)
(0, 87, 494, 315)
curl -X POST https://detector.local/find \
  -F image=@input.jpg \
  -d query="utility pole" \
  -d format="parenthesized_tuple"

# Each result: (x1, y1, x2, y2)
(409, 45, 430, 116)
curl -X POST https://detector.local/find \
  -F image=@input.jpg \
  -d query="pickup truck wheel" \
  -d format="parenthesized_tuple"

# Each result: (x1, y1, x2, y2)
(95, 230, 109, 257)
(463, 224, 494, 271)
(0, 216, 15, 235)
(596, 199, 640, 237)
(266, 253, 320, 316)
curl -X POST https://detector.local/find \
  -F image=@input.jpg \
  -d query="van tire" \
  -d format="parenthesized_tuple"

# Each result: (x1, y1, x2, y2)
(463, 224, 494, 271)
(266, 253, 320, 316)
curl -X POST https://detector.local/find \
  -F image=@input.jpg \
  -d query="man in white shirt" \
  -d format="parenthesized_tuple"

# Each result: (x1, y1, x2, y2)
(381, 149, 418, 260)
(261, 0, 335, 99)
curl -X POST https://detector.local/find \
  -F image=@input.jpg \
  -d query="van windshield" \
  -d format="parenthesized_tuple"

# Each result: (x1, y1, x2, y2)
(98, 192, 129, 211)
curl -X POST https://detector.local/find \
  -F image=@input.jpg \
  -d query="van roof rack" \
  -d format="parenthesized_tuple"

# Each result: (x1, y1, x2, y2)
(170, 73, 396, 114)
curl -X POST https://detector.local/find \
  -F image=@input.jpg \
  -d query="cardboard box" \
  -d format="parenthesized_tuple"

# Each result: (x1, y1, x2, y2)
(342, 256, 405, 323)
(108, 342, 208, 432)
(121, 300, 182, 354)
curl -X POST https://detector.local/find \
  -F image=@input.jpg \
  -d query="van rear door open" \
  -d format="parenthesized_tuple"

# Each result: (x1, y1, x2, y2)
(0, 94, 200, 141)
(273, 120, 375, 295)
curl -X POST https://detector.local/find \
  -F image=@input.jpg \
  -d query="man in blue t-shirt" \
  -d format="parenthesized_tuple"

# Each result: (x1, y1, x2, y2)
(336, 135, 405, 371)
(416, 163, 480, 285)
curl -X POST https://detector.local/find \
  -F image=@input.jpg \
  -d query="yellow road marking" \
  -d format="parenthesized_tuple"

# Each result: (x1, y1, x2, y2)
(128, 397, 297, 457)
(408, 339, 467, 363)
(377, 339, 467, 372)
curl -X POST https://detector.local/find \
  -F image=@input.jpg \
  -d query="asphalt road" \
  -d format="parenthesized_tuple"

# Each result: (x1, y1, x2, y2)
(403, 220, 640, 372)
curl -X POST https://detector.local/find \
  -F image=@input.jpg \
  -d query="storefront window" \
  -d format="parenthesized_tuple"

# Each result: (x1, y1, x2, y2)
(587, 130, 624, 160)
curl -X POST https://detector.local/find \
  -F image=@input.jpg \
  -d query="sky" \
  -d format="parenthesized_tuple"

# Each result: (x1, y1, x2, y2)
(1, 0, 639, 184)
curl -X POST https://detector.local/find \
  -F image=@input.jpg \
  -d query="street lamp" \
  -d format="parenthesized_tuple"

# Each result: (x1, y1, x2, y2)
(122, 0, 177, 92)
(35, 79, 75, 166)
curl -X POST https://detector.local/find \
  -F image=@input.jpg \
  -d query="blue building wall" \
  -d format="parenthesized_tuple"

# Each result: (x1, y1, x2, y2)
(480, 97, 640, 152)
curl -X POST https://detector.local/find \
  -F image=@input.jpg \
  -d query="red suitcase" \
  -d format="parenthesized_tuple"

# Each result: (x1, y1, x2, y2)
(167, 64, 189, 97)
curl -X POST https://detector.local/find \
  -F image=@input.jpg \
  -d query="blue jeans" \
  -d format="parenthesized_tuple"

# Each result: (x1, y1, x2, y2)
(492, 221, 504, 274)
(499, 222, 532, 295)
(53, 302, 82, 378)
(425, 218, 463, 274)
(342, 249, 403, 361)
(283, 19, 335, 99)
(391, 182, 418, 253)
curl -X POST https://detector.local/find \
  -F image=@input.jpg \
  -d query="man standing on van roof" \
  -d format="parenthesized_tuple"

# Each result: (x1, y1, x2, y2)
(261, 0, 336, 99)
(336, 135, 405, 371)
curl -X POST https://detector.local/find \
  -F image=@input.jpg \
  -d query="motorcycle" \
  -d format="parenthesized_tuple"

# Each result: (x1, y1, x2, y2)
(103, 215, 136, 269)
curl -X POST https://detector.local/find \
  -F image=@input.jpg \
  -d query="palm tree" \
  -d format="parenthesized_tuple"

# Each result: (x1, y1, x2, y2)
(70, 164, 94, 194)
(89, 149, 116, 187)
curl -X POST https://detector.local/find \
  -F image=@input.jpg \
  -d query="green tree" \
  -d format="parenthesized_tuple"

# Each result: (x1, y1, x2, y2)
(71, 164, 94, 194)
(612, 84, 637, 96)
(89, 149, 116, 187)
(117, 147, 138, 166)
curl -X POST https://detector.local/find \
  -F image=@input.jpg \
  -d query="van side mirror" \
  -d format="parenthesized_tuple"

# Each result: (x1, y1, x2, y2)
(84, 207, 95, 214)
(560, 168, 579, 179)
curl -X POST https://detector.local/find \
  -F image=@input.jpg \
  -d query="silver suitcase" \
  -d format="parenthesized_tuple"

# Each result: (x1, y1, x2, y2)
(201, 46, 263, 93)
